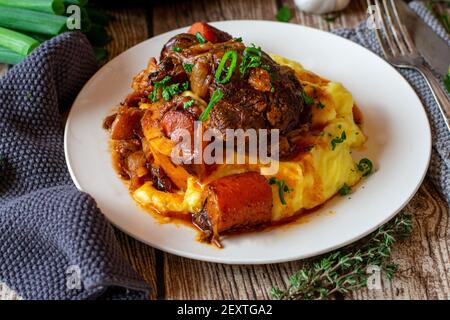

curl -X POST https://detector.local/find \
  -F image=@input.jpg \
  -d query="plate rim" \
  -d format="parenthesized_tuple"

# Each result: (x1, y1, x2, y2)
(64, 20, 432, 264)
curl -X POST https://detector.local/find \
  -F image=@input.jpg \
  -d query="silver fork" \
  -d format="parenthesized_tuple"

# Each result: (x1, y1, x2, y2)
(368, 0, 450, 132)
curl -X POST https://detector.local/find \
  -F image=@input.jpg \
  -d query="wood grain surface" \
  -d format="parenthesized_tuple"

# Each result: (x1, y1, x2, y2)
(1, 0, 448, 300)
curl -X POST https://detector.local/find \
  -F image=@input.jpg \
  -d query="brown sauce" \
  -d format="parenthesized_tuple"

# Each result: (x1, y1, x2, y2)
(107, 102, 368, 248)
(353, 104, 364, 125)
(133, 197, 326, 248)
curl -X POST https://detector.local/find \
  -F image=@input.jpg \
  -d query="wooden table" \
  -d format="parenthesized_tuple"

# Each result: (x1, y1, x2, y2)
(1, 0, 448, 300)
(103, 0, 450, 300)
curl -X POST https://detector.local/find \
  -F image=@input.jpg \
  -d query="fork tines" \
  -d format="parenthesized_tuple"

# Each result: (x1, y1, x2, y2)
(366, 0, 418, 58)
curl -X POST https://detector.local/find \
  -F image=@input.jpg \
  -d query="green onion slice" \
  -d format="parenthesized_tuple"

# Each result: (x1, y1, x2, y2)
(215, 50, 238, 84)
(196, 32, 206, 44)
(199, 89, 223, 121)
(357, 158, 373, 177)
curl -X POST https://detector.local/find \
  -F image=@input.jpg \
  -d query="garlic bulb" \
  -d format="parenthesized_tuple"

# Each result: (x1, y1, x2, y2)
(294, 0, 351, 14)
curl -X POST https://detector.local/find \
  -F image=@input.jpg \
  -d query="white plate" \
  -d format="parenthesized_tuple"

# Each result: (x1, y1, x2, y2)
(65, 21, 431, 264)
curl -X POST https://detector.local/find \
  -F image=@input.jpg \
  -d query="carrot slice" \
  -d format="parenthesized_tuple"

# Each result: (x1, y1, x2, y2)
(187, 22, 232, 43)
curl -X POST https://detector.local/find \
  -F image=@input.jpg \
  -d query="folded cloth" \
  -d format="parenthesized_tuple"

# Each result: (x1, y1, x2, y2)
(333, 0, 450, 204)
(0, 32, 151, 299)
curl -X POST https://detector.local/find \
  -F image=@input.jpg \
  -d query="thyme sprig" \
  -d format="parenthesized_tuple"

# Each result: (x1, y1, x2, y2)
(271, 213, 412, 300)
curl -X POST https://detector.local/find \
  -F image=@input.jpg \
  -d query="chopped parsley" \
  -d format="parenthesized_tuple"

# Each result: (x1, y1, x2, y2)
(162, 83, 180, 101)
(268, 177, 292, 205)
(183, 99, 195, 109)
(233, 37, 243, 42)
(148, 76, 189, 102)
(301, 91, 314, 105)
(339, 183, 351, 196)
(148, 76, 171, 102)
(331, 131, 346, 150)
(357, 158, 373, 177)
(172, 46, 182, 52)
(239, 44, 262, 77)
(316, 101, 325, 109)
(196, 32, 206, 44)
(276, 5, 292, 22)
(183, 63, 193, 73)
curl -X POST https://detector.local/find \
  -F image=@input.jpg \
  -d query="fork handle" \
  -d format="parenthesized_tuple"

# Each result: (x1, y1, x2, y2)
(416, 65, 450, 132)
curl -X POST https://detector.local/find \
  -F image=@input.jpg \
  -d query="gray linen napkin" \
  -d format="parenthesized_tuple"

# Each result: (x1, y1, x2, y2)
(333, 0, 450, 204)
(0, 32, 151, 299)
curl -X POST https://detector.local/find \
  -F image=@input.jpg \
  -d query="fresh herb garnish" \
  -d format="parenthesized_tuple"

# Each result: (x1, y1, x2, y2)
(196, 32, 207, 44)
(183, 63, 193, 73)
(268, 177, 292, 205)
(331, 131, 346, 150)
(199, 89, 224, 121)
(233, 37, 243, 42)
(276, 5, 292, 22)
(172, 46, 182, 52)
(357, 158, 373, 177)
(239, 44, 262, 77)
(215, 50, 238, 84)
(301, 91, 314, 105)
(148, 75, 171, 102)
(316, 101, 325, 109)
(162, 83, 181, 101)
(338, 183, 351, 196)
(149, 76, 188, 102)
(271, 213, 413, 300)
(183, 99, 195, 109)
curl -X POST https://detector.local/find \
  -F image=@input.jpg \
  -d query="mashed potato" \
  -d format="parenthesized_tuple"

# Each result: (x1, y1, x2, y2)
(134, 56, 366, 222)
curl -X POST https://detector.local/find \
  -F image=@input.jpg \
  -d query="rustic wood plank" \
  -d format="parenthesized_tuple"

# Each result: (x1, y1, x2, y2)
(105, 7, 150, 59)
(285, 0, 369, 30)
(152, 0, 279, 36)
(163, 256, 304, 299)
(114, 231, 158, 299)
(349, 178, 450, 300)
